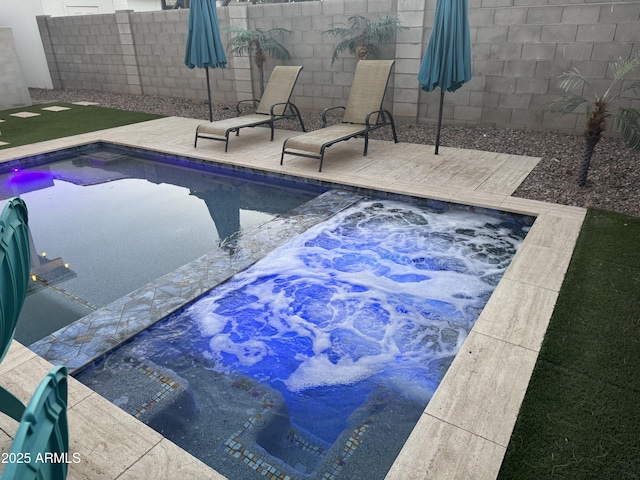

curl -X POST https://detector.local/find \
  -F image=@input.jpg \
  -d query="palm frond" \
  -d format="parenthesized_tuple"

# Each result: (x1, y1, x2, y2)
(222, 25, 251, 40)
(322, 16, 369, 40)
(222, 26, 253, 56)
(322, 14, 405, 65)
(558, 68, 591, 92)
(611, 53, 640, 80)
(348, 15, 371, 33)
(223, 26, 292, 62)
(261, 39, 292, 61)
(363, 16, 408, 44)
(614, 107, 640, 152)
(255, 27, 291, 41)
(226, 40, 252, 58)
(331, 38, 358, 64)
(364, 43, 379, 59)
(619, 80, 640, 96)
(539, 96, 589, 116)
(321, 25, 352, 39)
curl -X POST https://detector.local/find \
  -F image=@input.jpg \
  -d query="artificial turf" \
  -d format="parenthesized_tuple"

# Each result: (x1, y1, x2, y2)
(0, 103, 163, 149)
(498, 209, 640, 479)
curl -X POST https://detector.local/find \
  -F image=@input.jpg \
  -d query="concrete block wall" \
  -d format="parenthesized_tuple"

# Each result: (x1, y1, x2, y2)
(246, 0, 398, 113)
(36, 0, 640, 134)
(446, 0, 640, 133)
(38, 13, 139, 93)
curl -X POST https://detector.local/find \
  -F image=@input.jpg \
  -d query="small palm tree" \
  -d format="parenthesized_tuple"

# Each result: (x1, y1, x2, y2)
(542, 53, 640, 186)
(223, 26, 292, 96)
(322, 15, 407, 65)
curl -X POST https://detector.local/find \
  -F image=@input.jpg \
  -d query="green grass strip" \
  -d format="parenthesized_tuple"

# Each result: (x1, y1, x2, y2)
(0, 103, 164, 149)
(499, 209, 640, 479)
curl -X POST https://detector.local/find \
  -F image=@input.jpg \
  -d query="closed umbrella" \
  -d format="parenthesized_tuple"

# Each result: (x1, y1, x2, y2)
(184, 0, 227, 122)
(418, 0, 472, 154)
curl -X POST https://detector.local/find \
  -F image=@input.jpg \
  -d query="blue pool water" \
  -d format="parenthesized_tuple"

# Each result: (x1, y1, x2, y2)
(77, 197, 532, 480)
(0, 143, 325, 345)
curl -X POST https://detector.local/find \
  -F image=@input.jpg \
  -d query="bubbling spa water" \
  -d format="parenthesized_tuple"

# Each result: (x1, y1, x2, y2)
(77, 199, 531, 480)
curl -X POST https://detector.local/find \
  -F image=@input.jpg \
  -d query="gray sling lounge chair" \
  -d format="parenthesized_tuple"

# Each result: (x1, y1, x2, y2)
(280, 60, 398, 172)
(195, 66, 305, 151)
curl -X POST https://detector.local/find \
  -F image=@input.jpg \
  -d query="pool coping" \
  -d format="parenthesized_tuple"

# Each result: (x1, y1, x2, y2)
(0, 117, 586, 480)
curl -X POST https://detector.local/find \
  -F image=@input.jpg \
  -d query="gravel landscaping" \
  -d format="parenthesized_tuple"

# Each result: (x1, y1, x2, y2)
(30, 87, 640, 218)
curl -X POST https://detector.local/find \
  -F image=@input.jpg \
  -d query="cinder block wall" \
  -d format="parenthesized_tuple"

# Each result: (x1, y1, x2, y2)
(36, 0, 640, 134)
(38, 13, 135, 93)
(453, 0, 640, 132)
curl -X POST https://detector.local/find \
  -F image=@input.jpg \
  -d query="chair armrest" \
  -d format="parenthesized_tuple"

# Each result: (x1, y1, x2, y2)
(236, 99, 260, 116)
(365, 109, 391, 127)
(322, 106, 345, 127)
(270, 102, 290, 117)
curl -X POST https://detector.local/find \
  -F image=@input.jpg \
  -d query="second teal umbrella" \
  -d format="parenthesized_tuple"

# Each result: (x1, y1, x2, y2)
(418, 0, 472, 154)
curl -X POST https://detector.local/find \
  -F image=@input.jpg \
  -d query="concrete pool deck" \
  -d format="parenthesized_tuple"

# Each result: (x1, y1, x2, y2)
(0, 117, 586, 480)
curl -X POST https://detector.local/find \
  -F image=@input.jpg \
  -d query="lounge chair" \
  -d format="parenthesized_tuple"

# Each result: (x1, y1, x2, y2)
(195, 65, 306, 151)
(0, 198, 31, 421)
(1, 365, 69, 480)
(280, 60, 398, 172)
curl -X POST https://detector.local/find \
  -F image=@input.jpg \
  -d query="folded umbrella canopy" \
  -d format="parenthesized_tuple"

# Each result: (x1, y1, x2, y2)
(184, 0, 227, 122)
(418, 0, 472, 154)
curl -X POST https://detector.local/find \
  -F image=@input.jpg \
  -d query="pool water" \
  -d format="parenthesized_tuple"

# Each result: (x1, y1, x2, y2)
(0, 144, 325, 345)
(76, 198, 532, 480)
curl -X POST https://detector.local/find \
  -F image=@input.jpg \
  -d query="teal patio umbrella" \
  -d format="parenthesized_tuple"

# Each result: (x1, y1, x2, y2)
(418, 0, 472, 154)
(184, 0, 227, 122)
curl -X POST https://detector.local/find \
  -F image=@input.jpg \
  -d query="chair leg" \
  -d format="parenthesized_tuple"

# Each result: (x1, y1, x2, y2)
(269, 121, 275, 141)
(319, 147, 327, 172)
(194, 134, 198, 148)
(225, 133, 230, 152)
(363, 133, 369, 157)
(389, 115, 399, 143)
(290, 104, 306, 132)
(280, 145, 286, 165)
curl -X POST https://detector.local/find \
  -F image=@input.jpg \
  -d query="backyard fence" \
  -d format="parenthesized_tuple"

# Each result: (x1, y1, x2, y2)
(36, 0, 640, 133)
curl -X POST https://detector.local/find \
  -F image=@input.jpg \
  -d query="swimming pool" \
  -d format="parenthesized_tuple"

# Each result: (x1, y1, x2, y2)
(76, 195, 533, 480)
(0, 143, 326, 345)
(0, 116, 586, 480)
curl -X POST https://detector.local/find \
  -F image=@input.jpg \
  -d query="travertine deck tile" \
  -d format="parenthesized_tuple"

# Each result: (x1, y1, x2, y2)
(450, 189, 506, 209)
(500, 196, 586, 218)
(503, 243, 572, 291)
(386, 414, 505, 480)
(473, 278, 559, 351)
(425, 331, 539, 447)
(0, 354, 61, 405)
(524, 211, 586, 252)
(476, 154, 540, 196)
(118, 439, 226, 480)
(0, 341, 37, 375)
(442, 151, 508, 191)
(67, 393, 163, 480)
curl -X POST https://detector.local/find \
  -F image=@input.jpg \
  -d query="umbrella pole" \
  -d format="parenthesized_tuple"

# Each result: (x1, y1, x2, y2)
(435, 88, 445, 155)
(206, 66, 213, 123)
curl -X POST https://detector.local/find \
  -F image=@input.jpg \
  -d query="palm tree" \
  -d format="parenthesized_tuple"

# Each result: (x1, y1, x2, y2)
(223, 26, 292, 96)
(542, 53, 640, 186)
(322, 15, 407, 65)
